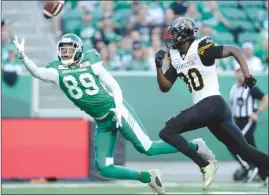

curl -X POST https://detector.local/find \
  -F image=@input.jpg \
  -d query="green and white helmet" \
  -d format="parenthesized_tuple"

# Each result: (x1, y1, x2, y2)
(57, 33, 83, 66)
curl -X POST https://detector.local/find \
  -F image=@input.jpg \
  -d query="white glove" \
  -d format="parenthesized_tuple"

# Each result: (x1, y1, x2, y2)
(110, 107, 122, 128)
(13, 36, 25, 59)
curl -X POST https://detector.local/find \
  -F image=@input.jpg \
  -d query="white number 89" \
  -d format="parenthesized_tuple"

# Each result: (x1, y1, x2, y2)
(63, 73, 99, 99)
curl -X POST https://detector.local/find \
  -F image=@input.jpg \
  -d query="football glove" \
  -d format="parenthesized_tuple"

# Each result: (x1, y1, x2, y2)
(155, 49, 166, 68)
(244, 75, 257, 89)
(110, 107, 122, 128)
(13, 36, 26, 59)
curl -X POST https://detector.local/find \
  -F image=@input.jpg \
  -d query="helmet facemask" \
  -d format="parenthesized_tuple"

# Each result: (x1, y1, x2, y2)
(166, 18, 198, 49)
(58, 42, 82, 66)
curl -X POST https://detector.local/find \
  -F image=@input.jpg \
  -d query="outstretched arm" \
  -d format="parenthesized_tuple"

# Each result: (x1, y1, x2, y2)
(13, 36, 58, 84)
(92, 62, 123, 108)
(198, 37, 251, 78)
(198, 37, 256, 88)
(22, 56, 58, 83)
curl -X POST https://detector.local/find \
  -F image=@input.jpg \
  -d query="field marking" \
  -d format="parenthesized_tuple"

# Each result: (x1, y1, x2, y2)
(141, 193, 268, 194)
(2, 182, 267, 189)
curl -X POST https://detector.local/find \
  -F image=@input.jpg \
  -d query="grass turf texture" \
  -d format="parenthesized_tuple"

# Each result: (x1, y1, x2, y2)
(2, 181, 268, 194)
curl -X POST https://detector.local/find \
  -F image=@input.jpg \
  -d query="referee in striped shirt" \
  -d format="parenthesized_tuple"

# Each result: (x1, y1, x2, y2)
(229, 66, 268, 185)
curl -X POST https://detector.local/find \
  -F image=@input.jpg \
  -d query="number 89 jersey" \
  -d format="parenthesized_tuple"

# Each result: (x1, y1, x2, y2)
(169, 37, 221, 104)
(47, 50, 115, 119)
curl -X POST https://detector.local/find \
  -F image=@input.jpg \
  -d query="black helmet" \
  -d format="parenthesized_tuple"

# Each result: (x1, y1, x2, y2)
(165, 17, 198, 49)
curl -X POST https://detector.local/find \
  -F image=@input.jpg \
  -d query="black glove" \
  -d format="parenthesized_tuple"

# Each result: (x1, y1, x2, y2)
(244, 75, 257, 89)
(155, 49, 166, 68)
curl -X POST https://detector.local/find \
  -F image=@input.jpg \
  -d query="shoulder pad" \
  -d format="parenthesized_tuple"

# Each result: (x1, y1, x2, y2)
(198, 36, 215, 55)
(83, 49, 102, 65)
(199, 36, 214, 44)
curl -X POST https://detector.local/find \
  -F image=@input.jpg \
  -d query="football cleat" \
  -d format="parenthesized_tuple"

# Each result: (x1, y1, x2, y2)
(245, 167, 259, 183)
(191, 138, 216, 161)
(148, 169, 165, 194)
(201, 160, 217, 191)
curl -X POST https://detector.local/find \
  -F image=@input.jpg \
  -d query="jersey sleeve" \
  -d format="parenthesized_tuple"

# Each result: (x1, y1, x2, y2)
(22, 57, 59, 84)
(165, 66, 177, 84)
(91, 62, 123, 108)
(250, 86, 265, 100)
(198, 36, 224, 66)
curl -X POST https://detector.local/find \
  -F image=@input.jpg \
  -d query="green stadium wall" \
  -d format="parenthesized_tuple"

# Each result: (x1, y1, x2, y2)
(2, 75, 268, 161)
(2, 75, 32, 117)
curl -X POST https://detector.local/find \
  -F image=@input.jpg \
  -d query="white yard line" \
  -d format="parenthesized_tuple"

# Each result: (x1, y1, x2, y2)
(140, 192, 268, 194)
(2, 182, 266, 189)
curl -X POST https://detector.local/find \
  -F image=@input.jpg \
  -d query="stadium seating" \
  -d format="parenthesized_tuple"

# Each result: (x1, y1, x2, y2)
(214, 32, 234, 45)
(245, 8, 266, 21)
(217, 1, 239, 8)
(240, 1, 264, 9)
(34, 1, 269, 71)
(232, 20, 255, 32)
(238, 32, 258, 45)
(221, 8, 247, 21)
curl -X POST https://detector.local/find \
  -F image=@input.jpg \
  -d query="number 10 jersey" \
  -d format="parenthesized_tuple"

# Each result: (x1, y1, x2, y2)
(169, 37, 221, 104)
(46, 50, 115, 119)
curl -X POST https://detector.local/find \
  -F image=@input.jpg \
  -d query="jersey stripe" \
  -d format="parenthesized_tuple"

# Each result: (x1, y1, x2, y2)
(198, 43, 215, 52)
(198, 43, 215, 55)
(121, 106, 152, 151)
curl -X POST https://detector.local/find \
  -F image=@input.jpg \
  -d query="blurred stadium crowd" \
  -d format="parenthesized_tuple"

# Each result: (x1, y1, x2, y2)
(2, 0, 268, 72)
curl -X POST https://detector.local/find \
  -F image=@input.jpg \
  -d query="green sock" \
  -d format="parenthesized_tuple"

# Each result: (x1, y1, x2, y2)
(100, 165, 140, 180)
(138, 171, 151, 183)
(146, 140, 198, 155)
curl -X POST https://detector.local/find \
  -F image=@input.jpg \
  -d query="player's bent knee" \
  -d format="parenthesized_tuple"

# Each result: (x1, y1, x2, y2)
(159, 130, 166, 140)
(143, 148, 155, 156)
(95, 157, 114, 172)
(95, 160, 116, 177)
(159, 118, 177, 141)
(159, 128, 170, 141)
(99, 165, 114, 177)
(132, 144, 154, 156)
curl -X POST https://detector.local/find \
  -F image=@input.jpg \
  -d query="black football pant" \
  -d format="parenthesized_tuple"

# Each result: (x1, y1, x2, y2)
(159, 95, 269, 171)
(232, 118, 268, 180)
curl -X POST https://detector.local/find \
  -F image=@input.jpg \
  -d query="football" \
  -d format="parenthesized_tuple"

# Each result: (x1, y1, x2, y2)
(43, 0, 64, 19)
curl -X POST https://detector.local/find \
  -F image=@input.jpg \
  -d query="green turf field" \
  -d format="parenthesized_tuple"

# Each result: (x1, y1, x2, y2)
(2, 181, 268, 194)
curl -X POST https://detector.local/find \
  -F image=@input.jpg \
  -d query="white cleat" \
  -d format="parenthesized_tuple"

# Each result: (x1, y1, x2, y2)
(191, 138, 216, 161)
(148, 169, 165, 194)
(201, 160, 217, 191)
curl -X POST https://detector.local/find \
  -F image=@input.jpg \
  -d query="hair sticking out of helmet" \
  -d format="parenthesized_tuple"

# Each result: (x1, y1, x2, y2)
(165, 17, 198, 49)
(57, 34, 83, 66)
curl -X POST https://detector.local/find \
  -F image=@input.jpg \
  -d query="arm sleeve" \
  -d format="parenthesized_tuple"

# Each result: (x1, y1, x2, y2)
(164, 52, 178, 84)
(198, 37, 224, 66)
(250, 86, 265, 100)
(22, 56, 58, 84)
(92, 62, 123, 108)
(164, 64, 178, 84)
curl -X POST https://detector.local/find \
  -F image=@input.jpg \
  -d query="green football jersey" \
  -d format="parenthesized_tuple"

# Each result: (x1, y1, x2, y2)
(47, 50, 115, 119)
